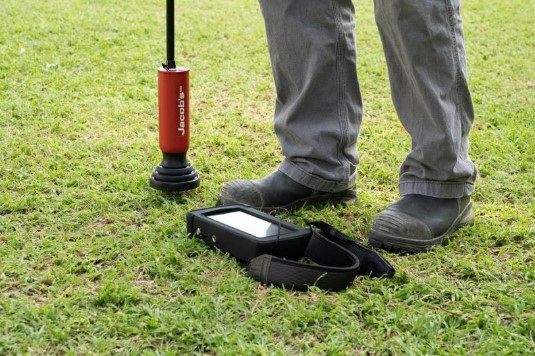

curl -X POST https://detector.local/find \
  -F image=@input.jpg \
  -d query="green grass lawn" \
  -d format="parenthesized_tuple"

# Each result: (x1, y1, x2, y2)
(1, 0, 534, 354)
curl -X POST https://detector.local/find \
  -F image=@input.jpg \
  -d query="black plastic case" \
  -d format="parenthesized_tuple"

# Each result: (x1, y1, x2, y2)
(186, 205, 311, 262)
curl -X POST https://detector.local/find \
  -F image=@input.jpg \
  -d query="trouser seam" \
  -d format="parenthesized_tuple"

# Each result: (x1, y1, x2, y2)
(331, 0, 350, 180)
(445, 0, 465, 136)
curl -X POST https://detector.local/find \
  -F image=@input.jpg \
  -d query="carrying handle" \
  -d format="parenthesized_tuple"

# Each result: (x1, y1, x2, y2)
(306, 221, 396, 278)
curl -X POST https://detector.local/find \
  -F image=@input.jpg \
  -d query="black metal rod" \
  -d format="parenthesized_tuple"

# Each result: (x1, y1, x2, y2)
(166, 0, 176, 68)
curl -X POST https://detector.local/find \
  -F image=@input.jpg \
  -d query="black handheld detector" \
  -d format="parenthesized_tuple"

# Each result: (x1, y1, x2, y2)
(187, 205, 396, 291)
(186, 205, 311, 262)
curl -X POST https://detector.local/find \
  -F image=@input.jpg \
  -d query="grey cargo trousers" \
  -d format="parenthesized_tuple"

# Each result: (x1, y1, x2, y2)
(259, 0, 477, 198)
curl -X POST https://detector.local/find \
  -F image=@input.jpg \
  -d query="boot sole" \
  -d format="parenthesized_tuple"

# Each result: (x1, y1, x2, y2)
(368, 201, 474, 253)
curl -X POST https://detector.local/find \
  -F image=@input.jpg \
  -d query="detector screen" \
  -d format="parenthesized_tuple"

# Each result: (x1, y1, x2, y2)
(207, 211, 292, 238)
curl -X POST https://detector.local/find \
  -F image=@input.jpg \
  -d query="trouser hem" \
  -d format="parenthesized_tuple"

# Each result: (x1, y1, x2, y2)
(399, 180, 475, 198)
(279, 159, 356, 193)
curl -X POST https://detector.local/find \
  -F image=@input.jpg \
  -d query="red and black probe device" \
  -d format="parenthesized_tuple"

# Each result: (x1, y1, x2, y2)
(150, 0, 200, 192)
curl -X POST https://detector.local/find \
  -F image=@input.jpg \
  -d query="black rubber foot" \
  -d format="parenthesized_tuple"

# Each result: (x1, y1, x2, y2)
(150, 153, 200, 192)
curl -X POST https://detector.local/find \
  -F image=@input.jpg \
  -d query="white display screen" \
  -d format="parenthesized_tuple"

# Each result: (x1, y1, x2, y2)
(207, 211, 291, 238)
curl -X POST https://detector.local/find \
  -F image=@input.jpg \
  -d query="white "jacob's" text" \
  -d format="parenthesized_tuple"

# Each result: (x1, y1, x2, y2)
(178, 86, 186, 135)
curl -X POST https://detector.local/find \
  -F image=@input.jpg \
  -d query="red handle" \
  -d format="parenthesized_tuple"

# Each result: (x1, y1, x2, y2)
(157, 67, 190, 154)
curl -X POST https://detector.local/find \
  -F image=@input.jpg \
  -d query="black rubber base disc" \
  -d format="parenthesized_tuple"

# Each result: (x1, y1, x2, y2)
(149, 153, 200, 192)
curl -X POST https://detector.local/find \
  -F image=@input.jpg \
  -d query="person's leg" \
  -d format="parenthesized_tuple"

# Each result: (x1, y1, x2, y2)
(369, 0, 477, 252)
(218, 0, 362, 211)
